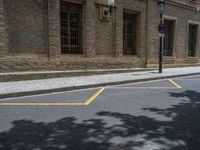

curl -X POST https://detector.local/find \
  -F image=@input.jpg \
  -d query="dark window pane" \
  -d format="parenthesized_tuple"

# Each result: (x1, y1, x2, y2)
(123, 13, 137, 55)
(61, 1, 82, 54)
(188, 24, 198, 57)
(164, 20, 174, 56)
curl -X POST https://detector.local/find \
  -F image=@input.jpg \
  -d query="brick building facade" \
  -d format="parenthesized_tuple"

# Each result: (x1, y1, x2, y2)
(0, 0, 200, 72)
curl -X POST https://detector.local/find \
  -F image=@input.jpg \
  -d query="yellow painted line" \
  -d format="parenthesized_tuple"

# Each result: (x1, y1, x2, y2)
(0, 103, 84, 106)
(168, 79, 182, 89)
(84, 87, 106, 106)
(0, 87, 106, 106)
(108, 87, 177, 90)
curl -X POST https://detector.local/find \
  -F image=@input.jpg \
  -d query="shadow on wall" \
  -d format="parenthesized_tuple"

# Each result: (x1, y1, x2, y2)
(0, 90, 200, 150)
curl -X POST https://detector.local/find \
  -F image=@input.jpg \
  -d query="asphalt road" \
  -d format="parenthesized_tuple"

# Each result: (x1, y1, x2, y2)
(0, 75, 200, 150)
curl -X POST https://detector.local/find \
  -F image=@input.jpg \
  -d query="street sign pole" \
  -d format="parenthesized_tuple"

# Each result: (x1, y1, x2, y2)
(157, 0, 165, 74)
(159, 13, 163, 74)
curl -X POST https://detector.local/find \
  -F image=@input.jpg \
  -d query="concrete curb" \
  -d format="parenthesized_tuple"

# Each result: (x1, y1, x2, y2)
(0, 72, 200, 99)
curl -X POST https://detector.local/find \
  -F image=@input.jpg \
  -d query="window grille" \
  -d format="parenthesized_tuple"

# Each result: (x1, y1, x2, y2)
(61, 2, 82, 54)
(188, 24, 198, 57)
(163, 20, 174, 56)
(123, 13, 137, 55)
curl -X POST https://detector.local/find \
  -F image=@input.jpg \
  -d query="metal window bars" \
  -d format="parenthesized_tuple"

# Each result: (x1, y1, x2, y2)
(61, 2, 82, 54)
(163, 20, 174, 56)
(188, 24, 198, 57)
(123, 13, 137, 55)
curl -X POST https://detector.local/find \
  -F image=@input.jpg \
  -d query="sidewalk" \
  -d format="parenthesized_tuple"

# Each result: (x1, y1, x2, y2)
(0, 67, 200, 98)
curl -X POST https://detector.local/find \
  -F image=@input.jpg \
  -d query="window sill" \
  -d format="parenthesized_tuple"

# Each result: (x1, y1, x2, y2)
(123, 55, 139, 58)
(163, 56, 175, 60)
(163, 56, 176, 64)
(186, 57, 198, 62)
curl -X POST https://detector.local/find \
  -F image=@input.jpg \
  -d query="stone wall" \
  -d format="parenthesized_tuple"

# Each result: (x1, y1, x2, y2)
(48, 0, 61, 57)
(115, 0, 147, 64)
(0, 0, 6, 56)
(95, 5, 114, 56)
(0, 55, 143, 72)
(4, 0, 46, 54)
(0, 0, 200, 72)
(147, 0, 200, 67)
(85, 0, 96, 57)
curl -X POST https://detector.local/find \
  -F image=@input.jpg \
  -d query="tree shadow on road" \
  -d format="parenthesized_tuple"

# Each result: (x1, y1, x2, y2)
(0, 90, 200, 150)
(143, 90, 200, 150)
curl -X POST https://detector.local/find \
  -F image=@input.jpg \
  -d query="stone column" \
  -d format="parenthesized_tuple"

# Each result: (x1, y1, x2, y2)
(146, 0, 159, 66)
(115, 1, 123, 57)
(47, 0, 61, 57)
(85, 0, 96, 57)
(0, 0, 6, 56)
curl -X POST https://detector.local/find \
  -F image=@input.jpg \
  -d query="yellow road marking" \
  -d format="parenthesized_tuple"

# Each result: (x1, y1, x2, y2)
(168, 79, 182, 89)
(84, 87, 106, 106)
(0, 87, 106, 106)
(0, 103, 84, 106)
(108, 87, 177, 90)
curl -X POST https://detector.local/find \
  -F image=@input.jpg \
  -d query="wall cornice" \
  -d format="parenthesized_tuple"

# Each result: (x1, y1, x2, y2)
(154, 0, 199, 11)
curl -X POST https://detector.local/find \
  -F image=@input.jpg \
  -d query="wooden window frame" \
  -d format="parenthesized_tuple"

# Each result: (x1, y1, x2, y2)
(123, 11, 138, 56)
(186, 20, 200, 59)
(60, 1, 83, 55)
(188, 24, 198, 57)
(163, 19, 175, 57)
(163, 16, 177, 59)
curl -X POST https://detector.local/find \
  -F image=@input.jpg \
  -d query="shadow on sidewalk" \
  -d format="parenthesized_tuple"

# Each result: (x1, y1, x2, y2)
(0, 90, 200, 150)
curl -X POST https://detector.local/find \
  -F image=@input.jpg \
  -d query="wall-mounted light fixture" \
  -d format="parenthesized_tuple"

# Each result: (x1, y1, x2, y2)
(96, 0, 115, 21)
(104, 0, 115, 16)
